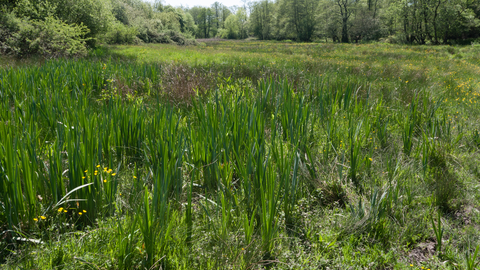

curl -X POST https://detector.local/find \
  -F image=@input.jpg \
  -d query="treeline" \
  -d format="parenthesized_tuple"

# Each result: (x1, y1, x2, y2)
(1, 0, 479, 58)
(0, 0, 197, 58)
(185, 4, 248, 39)
(186, 0, 480, 44)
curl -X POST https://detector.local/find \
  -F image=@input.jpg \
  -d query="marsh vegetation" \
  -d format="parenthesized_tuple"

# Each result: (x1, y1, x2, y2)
(1, 41, 480, 269)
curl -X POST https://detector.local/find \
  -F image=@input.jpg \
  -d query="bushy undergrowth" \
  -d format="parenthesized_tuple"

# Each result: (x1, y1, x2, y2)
(0, 12, 89, 58)
(0, 0, 196, 58)
(1, 41, 480, 269)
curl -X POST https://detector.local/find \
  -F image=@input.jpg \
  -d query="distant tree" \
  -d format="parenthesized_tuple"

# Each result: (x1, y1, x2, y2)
(212, 1, 221, 34)
(274, 0, 318, 41)
(183, 12, 197, 35)
(350, 1, 381, 42)
(236, 7, 248, 39)
(335, 0, 357, 43)
(219, 14, 240, 38)
(153, 0, 163, 11)
(250, 0, 274, 40)
(222, 5, 232, 28)
(317, 0, 341, 42)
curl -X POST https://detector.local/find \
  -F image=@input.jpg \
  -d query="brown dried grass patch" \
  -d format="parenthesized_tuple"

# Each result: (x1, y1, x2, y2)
(160, 62, 217, 106)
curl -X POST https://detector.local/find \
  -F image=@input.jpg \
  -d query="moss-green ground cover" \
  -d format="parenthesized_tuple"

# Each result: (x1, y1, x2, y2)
(1, 41, 480, 269)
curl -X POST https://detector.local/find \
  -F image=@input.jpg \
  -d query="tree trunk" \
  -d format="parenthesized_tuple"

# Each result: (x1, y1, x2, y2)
(433, 0, 443, 44)
(342, 17, 349, 42)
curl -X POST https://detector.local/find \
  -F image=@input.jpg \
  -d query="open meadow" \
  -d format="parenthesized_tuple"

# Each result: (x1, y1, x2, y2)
(1, 41, 480, 269)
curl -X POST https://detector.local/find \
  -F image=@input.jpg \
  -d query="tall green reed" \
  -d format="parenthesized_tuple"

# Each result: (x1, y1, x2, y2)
(259, 159, 280, 260)
(0, 57, 166, 231)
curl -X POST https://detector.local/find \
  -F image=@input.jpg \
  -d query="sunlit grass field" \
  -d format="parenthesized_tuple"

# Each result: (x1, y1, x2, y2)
(1, 41, 480, 269)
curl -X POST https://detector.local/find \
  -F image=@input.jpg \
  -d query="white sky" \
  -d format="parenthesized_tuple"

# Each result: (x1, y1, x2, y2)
(146, 0, 245, 8)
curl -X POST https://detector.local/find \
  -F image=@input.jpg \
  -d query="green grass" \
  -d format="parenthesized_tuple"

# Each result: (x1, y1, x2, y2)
(1, 40, 480, 269)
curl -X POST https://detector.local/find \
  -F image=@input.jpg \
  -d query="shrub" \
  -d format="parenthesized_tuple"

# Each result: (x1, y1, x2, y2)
(105, 22, 138, 45)
(0, 11, 29, 55)
(31, 17, 89, 58)
(52, 0, 115, 47)
(0, 13, 89, 58)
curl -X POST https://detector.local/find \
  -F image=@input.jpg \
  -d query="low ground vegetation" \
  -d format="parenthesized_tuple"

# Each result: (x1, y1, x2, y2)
(1, 41, 480, 269)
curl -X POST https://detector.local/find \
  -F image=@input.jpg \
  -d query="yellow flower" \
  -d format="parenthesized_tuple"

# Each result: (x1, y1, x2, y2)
(82, 177, 86, 179)
(94, 170, 98, 174)
(33, 218, 38, 222)
(133, 176, 137, 179)
(103, 179, 107, 183)
(58, 207, 64, 212)
(96, 165, 101, 168)
(369, 158, 373, 161)
(112, 173, 116, 176)
(84, 170, 88, 173)
(79, 212, 82, 215)
(63, 210, 67, 213)
(40, 216, 46, 220)
(83, 210, 86, 213)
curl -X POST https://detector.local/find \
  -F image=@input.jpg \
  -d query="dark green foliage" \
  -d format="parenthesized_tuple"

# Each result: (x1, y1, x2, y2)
(243, 0, 480, 43)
